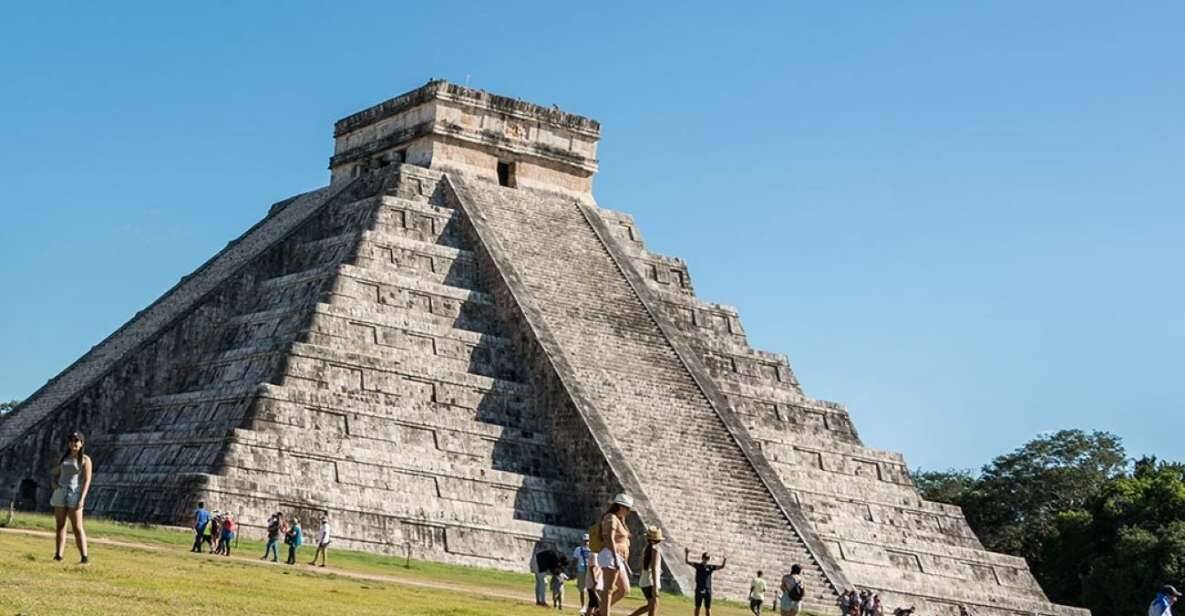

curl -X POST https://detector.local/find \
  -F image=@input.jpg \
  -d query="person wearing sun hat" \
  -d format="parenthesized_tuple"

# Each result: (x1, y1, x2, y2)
(1150, 585, 1183, 616)
(626, 526, 664, 616)
(597, 493, 634, 616)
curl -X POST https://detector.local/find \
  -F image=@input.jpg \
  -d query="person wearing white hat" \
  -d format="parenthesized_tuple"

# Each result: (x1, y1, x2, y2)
(597, 493, 635, 616)
(573, 533, 593, 614)
(1150, 585, 1182, 616)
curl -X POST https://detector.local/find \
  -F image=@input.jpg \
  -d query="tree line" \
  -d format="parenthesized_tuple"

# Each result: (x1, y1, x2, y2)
(915, 429, 1183, 615)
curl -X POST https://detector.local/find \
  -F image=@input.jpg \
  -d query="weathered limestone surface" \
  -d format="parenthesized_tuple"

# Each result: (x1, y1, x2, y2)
(0, 81, 1087, 616)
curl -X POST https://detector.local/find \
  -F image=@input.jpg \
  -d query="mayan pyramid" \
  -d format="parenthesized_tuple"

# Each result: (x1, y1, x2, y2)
(0, 81, 1085, 616)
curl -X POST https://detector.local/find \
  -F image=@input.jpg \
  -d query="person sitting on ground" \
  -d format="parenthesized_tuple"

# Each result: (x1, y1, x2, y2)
(262, 511, 282, 562)
(1150, 585, 1182, 616)
(892, 605, 916, 616)
(686, 548, 727, 616)
(309, 514, 331, 567)
(285, 517, 302, 565)
(534, 547, 562, 606)
(781, 564, 805, 616)
(627, 527, 664, 616)
(551, 565, 569, 610)
(192, 501, 211, 553)
(597, 494, 635, 616)
(749, 569, 767, 616)
(220, 513, 237, 557)
(573, 533, 593, 615)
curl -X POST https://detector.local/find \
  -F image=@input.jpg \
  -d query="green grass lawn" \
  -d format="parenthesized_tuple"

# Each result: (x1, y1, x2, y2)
(0, 513, 786, 616)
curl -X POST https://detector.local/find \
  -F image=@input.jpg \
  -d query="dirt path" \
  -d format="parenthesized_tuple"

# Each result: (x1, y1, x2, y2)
(0, 526, 618, 611)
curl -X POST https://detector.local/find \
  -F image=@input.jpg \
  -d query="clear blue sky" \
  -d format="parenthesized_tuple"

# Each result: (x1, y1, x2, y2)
(1, 2, 1181, 472)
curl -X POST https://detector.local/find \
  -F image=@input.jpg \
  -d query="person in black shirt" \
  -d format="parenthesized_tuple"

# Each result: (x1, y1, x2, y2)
(685, 548, 727, 616)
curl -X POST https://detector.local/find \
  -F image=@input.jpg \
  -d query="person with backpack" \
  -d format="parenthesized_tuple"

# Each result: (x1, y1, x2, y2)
(780, 564, 806, 616)
(220, 513, 237, 557)
(596, 493, 635, 616)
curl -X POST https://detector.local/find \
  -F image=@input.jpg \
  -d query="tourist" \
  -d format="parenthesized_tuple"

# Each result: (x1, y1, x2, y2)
(220, 513, 237, 557)
(309, 514, 331, 567)
(50, 431, 92, 564)
(780, 564, 805, 616)
(584, 550, 603, 616)
(262, 511, 282, 562)
(860, 590, 873, 616)
(872, 594, 884, 616)
(597, 493, 635, 616)
(840, 590, 853, 616)
(685, 548, 726, 616)
(210, 512, 224, 555)
(627, 526, 664, 616)
(573, 533, 592, 614)
(192, 501, 211, 553)
(200, 512, 216, 552)
(551, 566, 569, 610)
(850, 592, 864, 616)
(285, 517, 302, 564)
(892, 605, 916, 616)
(749, 570, 767, 615)
(534, 547, 563, 606)
(1150, 585, 1182, 616)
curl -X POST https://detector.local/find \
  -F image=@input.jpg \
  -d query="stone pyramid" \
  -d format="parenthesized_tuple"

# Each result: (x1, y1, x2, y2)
(0, 81, 1086, 616)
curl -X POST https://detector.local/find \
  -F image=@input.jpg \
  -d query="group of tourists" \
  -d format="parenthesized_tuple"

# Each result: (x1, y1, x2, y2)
(534, 493, 808, 616)
(190, 503, 332, 566)
(33, 434, 1185, 616)
(190, 504, 239, 556)
(839, 589, 884, 616)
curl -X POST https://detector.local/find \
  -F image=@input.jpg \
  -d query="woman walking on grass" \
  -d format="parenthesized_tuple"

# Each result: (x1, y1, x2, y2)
(50, 431, 92, 564)
(597, 493, 634, 616)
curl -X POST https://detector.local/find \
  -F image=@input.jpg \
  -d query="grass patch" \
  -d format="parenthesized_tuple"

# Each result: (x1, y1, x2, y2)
(2, 513, 797, 616)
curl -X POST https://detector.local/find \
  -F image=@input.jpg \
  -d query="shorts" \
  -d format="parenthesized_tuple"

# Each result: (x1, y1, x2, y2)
(642, 586, 656, 601)
(780, 594, 801, 612)
(595, 547, 623, 570)
(319, 541, 332, 548)
(751, 598, 764, 611)
(696, 590, 713, 610)
(50, 487, 81, 509)
(576, 570, 588, 592)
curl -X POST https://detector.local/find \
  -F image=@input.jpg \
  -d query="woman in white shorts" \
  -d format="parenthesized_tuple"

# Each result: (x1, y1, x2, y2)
(597, 493, 634, 616)
(51, 431, 93, 563)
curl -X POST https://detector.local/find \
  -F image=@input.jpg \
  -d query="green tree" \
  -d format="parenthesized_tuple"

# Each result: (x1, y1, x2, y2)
(0, 400, 19, 415)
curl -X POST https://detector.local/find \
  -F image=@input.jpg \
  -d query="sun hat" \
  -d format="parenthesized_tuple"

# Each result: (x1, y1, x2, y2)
(1164, 585, 1183, 598)
(581, 533, 590, 541)
(645, 527, 664, 542)
(612, 493, 634, 508)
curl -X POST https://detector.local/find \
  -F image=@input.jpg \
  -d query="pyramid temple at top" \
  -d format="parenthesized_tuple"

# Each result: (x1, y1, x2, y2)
(0, 81, 1086, 616)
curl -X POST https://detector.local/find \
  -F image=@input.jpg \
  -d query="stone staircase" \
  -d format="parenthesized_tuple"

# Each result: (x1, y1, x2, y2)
(450, 176, 843, 611)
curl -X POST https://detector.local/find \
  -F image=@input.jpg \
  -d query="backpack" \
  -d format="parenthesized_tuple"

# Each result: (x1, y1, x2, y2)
(788, 578, 805, 602)
(587, 522, 604, 553)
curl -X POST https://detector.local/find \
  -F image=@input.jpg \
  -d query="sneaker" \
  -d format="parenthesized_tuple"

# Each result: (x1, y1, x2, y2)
(80, 555, 90, 565)
(319, 564, 325, 568)
(53, 555, 62, 561)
